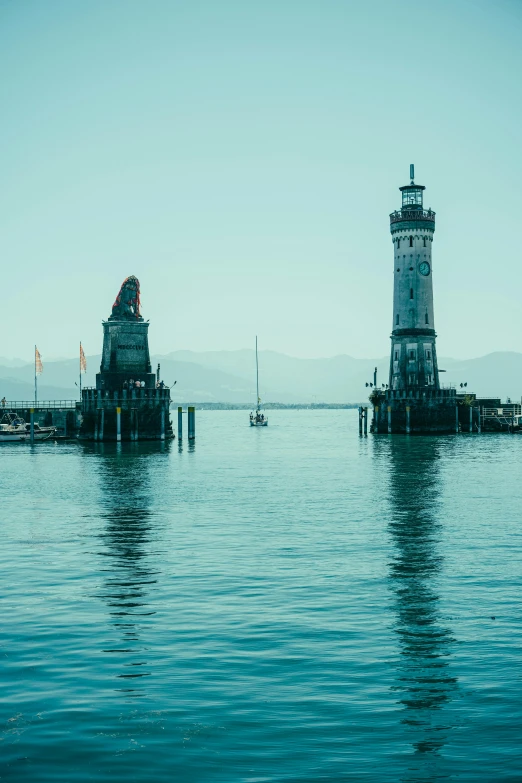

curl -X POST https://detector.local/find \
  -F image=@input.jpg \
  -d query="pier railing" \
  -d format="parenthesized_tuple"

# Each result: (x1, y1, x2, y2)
(1, 400, 79, 410)
(482, 406, 522, 417)
(375, 388, 457, 401)
(82, 387, 171, 410)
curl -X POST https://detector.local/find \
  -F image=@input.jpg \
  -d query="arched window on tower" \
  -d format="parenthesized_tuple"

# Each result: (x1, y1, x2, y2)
(410, 288, 414, 299)
(425, 312, 429, 324)
(423, 237, 427, 247)
(409, 236, 413, 247)
(396, 314, 399, 325)
(397, 239, 400, 249)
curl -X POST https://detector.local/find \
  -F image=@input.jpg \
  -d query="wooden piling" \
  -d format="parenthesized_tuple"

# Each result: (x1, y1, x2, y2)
(406, 405, 411, 434)
(30, 408, 35, 444)
(116, 407, 121, 442)
(188, 406, 195, 440)
(178, 407, 183, 440)
(129, 408, 137, 441)
(387, 406, 392, 434)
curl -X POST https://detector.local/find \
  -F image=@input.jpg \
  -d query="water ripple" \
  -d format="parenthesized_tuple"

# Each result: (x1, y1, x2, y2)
(1, 414, 521, 781)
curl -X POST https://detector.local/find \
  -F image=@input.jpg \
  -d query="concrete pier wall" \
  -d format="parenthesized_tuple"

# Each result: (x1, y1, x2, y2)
(372, 389, 460, 434)
(79, 387, 173, 441)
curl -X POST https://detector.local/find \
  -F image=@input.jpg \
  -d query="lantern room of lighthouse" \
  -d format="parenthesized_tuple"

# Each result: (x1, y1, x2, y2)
(389, 165, 439, 391)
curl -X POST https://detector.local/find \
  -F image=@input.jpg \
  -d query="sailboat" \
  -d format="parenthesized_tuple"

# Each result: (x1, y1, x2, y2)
(250, 336, 268, 427)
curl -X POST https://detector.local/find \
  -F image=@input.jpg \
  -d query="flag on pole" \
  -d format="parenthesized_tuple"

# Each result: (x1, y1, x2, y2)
(35, 347, 43, 376)
(80, 343, 87, 373)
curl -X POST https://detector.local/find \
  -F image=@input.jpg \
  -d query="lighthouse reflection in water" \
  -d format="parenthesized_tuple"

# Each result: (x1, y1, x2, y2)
(381, 436, 458, 781)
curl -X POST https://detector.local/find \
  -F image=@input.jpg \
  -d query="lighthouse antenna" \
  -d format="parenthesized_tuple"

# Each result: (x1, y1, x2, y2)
(410, 163, 415, 183)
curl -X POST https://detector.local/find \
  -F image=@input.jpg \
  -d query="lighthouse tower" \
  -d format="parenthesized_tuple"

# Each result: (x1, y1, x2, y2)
(370, 166, 459, 434)
(389, 165, 439, 391)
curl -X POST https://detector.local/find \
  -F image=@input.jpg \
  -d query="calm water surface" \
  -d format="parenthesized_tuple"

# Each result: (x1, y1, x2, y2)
(1, 411, 521, 781)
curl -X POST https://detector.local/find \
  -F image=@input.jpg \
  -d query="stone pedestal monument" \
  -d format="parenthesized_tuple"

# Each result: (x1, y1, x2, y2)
(80, 276, 173, 441)
(97, 276, 155, 391)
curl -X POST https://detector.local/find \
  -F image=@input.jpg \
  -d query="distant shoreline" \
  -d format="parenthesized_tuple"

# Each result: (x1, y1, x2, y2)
(173, 402, 364, 410)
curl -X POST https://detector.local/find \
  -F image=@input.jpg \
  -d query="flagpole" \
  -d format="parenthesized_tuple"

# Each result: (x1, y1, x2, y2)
(79, 342, 82, 401)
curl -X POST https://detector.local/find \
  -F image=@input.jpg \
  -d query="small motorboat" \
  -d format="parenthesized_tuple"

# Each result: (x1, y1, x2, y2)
(249, 337, 268, 427)
(0, 412, 56, 442)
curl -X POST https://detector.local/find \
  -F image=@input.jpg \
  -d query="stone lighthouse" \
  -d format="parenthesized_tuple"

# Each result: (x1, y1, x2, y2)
(389, 164, 439, 391)
(372, 166, 457, 434)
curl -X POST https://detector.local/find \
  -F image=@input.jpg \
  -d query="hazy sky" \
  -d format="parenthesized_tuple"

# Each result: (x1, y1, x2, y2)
(1, 0, 522, 361)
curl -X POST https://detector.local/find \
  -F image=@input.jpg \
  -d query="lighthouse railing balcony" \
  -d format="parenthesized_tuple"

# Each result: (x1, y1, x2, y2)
(390, 208, 436, 225)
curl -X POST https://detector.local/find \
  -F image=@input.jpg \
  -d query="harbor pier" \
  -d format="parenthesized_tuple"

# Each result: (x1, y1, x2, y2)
(370, 391, 521, 434)
(372, 389, 459, 434)
(81, 387, 172, 441)
(1, 400, 81, 437)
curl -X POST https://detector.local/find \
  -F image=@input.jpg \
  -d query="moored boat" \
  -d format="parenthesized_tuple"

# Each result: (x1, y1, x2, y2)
(0, 412, 56, 442)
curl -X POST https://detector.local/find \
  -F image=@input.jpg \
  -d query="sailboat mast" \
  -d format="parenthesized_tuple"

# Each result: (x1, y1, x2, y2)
(256, 336, 260, 410)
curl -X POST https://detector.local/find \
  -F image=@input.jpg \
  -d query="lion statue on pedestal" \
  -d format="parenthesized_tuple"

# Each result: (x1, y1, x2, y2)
(109, 275, 142, 321)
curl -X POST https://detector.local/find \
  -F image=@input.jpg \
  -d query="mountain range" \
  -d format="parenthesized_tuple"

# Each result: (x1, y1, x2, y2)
(0, 350, 520, 404)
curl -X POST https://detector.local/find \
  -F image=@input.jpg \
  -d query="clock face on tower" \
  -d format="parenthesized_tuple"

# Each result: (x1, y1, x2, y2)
(419, 261, 431, 276)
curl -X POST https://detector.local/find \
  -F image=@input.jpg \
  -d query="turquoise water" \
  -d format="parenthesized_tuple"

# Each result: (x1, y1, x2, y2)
(1, 410, 521, 782)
